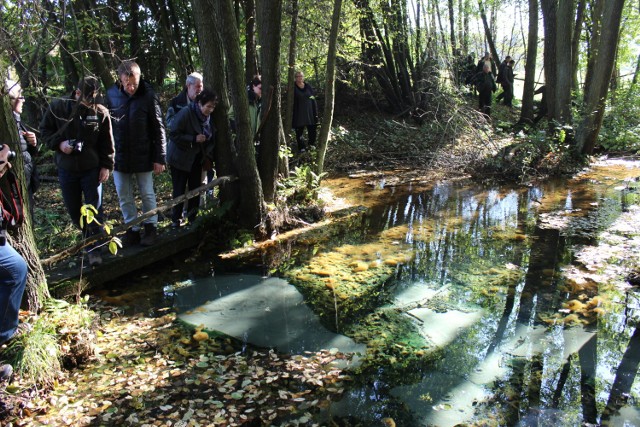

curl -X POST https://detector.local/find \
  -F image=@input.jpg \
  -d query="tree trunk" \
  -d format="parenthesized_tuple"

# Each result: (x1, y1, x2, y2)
(519, 0, 539, 124)
(0, 86, 49, 311)
(463, 0, 469, 53)
(478, 0, 500, 70)
(244, 0, 259, 84)
(555, 0, 573, 124)
(209, 0, 265, 230)
(284, 0, 299, 140)
(575, 0, 625, 155)
(448, 0, 457, 55)
(571, 0, 586, 92)
(582, 0, 604, 102)
(190, 0, 239, 207)
(540, 0, 557, 121)
(316, 0, 342, 176)
(631, 53, 640, 86)
(256, 0, 285, 204)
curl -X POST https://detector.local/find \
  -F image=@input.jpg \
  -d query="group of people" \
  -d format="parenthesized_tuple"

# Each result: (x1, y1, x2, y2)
(468, 52, 516, 117)
(4, 61, 217, 270)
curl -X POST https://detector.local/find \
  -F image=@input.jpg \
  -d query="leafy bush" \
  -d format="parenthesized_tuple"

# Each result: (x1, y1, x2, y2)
(599, 84, 640, 152)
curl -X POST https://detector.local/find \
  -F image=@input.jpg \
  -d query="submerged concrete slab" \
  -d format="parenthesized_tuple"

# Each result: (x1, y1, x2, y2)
(409, 307, 484, 348)
(177, 274, 366, 358)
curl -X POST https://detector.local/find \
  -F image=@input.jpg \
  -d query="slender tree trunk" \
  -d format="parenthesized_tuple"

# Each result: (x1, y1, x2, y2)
(555, 0, 573, 123)
(448, 0, 457, 55)
(209, 0, 265, 229)
(463, 0, 469, 53)
(284, 0, 299, 140)
(478, 0, 500, 69)
(571, 0, 586, 92)
(631, 53, 640, 86)
(256, 0, 285, 204)
(519, 0, 538, 124)
(575, 0, 625, 155)
(244, 0, 259, 84)
(541, 0, 557, 121)
(316, 0, 342, 176)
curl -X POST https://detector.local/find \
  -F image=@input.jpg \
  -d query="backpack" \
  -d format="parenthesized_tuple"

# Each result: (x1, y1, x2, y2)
(1, 169, 25, 231)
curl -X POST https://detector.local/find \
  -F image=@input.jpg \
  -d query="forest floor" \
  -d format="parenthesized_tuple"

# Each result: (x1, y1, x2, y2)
(0, 96, 588, 426)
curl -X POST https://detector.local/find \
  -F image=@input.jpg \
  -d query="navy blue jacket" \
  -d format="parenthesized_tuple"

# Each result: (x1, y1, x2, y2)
(106, 80, 166, 173)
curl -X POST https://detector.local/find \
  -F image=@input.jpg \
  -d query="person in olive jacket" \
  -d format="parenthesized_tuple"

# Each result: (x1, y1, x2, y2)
(39, 76, 115, 266)
(167, 89, 217, 227)
(106, 60, 167, 246)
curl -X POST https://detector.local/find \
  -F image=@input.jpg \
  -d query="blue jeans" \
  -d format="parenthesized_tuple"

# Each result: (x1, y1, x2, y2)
(0, 243, 28, 344)
(57, 167, 103, 237)
(113, 171, 158, 227)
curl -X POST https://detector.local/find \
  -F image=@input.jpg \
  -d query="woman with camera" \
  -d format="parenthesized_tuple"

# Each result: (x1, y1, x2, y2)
(39, 76, 115, 266)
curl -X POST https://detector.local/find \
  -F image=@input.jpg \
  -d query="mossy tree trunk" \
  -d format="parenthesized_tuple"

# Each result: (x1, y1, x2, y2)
(1, 76, 49, 311)
(208, 0, 265, 230)
(519, 0, 538, 124)
(316, 0, 342, 176)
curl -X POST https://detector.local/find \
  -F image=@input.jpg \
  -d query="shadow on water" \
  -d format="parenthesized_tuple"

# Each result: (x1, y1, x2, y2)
(94, 160, 640, 426)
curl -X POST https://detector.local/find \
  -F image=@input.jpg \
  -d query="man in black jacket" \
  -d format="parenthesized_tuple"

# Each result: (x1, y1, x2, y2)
(106, 61, 167, 246)
(165, 72, 203, 128)
(40, 76, 115, 266)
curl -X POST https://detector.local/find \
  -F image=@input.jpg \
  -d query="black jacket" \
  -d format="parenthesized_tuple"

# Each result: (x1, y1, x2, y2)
(106, 80, 166, 173)
(39, 95, 115, 173)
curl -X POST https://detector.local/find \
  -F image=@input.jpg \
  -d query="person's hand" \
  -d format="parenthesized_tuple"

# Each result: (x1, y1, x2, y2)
(153, 162, 165, 174)
(195, 134, 206, 143)
(98, 168, 110, 183)
(59, 140, 73, 155)
(22, 131, 36, 147)
(0, 145, 12, 178)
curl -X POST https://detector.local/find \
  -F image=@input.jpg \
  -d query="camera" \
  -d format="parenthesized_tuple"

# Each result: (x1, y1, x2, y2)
(68, 139, 84, 154)
(0, 144, 17, 162)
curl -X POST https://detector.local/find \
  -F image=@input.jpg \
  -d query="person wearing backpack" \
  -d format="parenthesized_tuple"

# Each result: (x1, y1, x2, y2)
(0, 143, 29, 381)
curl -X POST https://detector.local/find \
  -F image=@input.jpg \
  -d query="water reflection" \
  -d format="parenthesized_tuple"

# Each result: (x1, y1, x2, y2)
(100, 163, 640, 426)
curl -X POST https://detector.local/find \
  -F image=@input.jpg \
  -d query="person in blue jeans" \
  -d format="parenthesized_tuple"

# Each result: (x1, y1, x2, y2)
(106, 60, 167, 247)
(0, 143, 29, 380)
(39, 76, 115, 266)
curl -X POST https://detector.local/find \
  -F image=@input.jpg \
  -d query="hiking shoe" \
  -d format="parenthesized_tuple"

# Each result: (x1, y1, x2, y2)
(140, 224, 157, 246)
(88, 251, 103, 266)
(4, 323, 31, 344)
(0, 364, 13, 381)
(123, 228, 141, 246)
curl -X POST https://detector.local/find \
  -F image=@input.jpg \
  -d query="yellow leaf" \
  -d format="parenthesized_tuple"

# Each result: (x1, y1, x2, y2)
(109, 241, 118, 255)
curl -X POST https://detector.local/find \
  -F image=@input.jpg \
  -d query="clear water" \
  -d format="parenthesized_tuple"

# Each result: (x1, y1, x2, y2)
(99, 160, 640, 426)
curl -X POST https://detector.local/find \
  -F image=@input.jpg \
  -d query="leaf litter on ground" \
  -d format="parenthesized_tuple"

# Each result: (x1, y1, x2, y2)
(1, 300, 352, 426)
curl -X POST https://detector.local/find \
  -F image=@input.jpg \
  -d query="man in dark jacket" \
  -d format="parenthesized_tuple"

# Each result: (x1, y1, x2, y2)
(106, 60, 166, 246)
(165, 72, 203, 128)
(40, 76, 115, 266)
(495, 56, 511, 102)
(473, 63, 497, 117)
(502, 60, 516, 107)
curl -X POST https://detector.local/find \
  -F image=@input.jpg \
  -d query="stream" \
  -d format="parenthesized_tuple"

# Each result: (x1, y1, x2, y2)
(96, 158, 640, 426)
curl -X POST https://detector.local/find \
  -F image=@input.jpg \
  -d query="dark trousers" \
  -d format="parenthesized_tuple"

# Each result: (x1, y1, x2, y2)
(170, 159, 203, 223)
(478, 90, 493, 116)
(503, 82, 514, 106)
(57, 167, 103, 238)
(295, 125, 317, 150)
